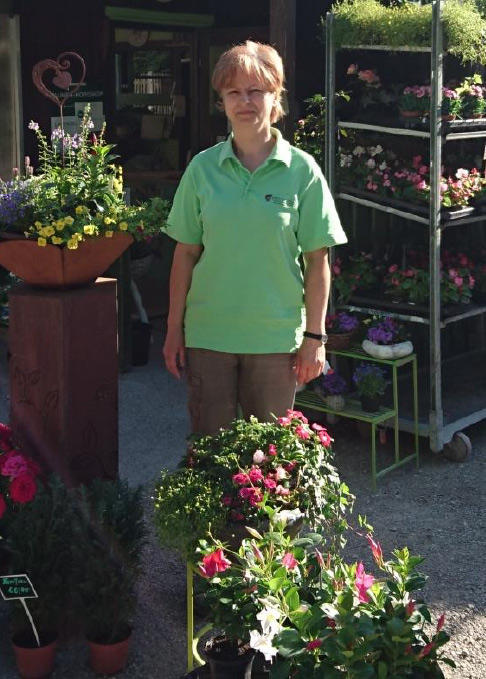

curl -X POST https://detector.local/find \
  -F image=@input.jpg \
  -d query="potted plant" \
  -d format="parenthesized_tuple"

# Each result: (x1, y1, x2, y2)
(315, 369, 348, 410)
(154, 414, 353, 562)
(384, 265, 430, 305)
(362, 315, 413, 359)
(332, 252, 379, 304)
(457, 75, 486, 118)
(441, 87, 462, 120)
(71, 479, 146, 675)
(441, 265, 475, 305)
(4, 477, 73, 679)
(398, 85, 431, 119)
(325, 311, 360, 350)
(0, 107, 167, 288)
(353, 362, 387, 412)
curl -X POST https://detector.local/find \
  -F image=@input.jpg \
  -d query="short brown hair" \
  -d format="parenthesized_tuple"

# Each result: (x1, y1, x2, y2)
(211, 40, 286, 123)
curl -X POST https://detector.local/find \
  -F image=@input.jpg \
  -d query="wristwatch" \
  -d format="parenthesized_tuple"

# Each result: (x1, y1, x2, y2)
(303, 331, 328, 344)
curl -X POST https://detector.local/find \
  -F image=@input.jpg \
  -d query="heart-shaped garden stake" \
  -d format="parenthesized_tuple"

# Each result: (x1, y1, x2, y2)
(32, 51, 86, 111)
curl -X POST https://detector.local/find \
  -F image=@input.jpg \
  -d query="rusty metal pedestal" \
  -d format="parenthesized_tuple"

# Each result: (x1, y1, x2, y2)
(8, 278, 119, 486)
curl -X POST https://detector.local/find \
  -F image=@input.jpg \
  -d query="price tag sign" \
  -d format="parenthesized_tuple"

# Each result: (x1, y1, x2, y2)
(0, 574, 38, 601)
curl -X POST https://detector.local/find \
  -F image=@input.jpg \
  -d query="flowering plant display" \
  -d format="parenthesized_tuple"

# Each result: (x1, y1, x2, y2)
(365, 315, 406, 345)
(440, 262, 475, 304)
(398, 85, 431, 115)
(456, 74, 486, 117)
(384, 265, 430, 304)
(196, 516, 453, 677)
(441, 87, 462, 118)
(326, 311, 360, 335)
(0, 107, 169, 249)
(153, 414, 353, 561)
(438, 167, 482, 208)
(332, 252, 378, 304)
(0, 422, 40, 530)
(316, 369, 348, 397)
(353, 363, 387, 398)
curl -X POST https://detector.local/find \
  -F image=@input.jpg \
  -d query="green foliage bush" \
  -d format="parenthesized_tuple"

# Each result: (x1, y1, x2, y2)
(331, 0, 486, 65)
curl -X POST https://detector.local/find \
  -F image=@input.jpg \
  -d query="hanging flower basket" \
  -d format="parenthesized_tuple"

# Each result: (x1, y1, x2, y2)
(0, 233, 133, 288)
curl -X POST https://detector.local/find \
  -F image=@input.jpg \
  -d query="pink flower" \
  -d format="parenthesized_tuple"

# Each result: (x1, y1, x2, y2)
(454, 276, 463, 287)
(318, 430, 332, 447)
(221, 496, 233, 507)
(312, 423, 325, 432)
(404, 269, 415, 278)
(358, 69, 379, 84)
(415, 180, 427, 191)
(282, 552, 298, 570)
(332, 264, 341, 276)
(388, 264, 398, 273)
(306, 639, 322, 651)
(249, 466, 264, 483)
(0, 493, 6, 518)
(1, 454, 28, 478)
(253, 449, 266, 464)
(284, 461, 297, 473)
(268, 444, 277, 456)
(278, 416, 291, 426)
(286, 409, 308, 423)
(366, 534, 384, 567)
(448, 268, 458, 278)
(355, 562, 374, 603)
(249, 489, 263, 506)
(295, 425, 310, 440)
(275, 485, 290, 496)
(315, 550, 325, 568)
(436, 613, 446, 632)
(252, 544, 264, 562)
(233, 472, 250, 486)
(412, 155, 422, 170)
(264, 477, 277, 490)
(347, 63, 358, 75)
(9, 473, 36, 504)
(199, 549, 231, 578)
(275, 466, 287, 480)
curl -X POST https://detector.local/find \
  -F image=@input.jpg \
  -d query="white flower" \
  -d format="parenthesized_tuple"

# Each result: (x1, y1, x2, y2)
(249, 630, 278, 662)
(253, 449, 266, 464)
(275, 466, 287, 481)
(366, 158, 376, 169)
(379, 161, 388, 171)
(273, 508, 303, 526)
(353, 145, 365, 156)
(455, 168, 469, 179)
(257, 607, 283, 637)
(28, 121, 39, 131)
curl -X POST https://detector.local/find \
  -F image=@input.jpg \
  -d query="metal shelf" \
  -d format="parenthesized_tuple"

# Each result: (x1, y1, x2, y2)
(442, 304, 486, 325)
(340, 44, 431, 53)
(338, 121, 430, 138)
(338, 304, 430, 326)
(445, 130, 486, 140)
(337, 192, 429, 224)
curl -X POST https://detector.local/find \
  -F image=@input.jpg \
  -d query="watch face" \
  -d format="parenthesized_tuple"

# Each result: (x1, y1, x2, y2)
(127, 30, 149, 47)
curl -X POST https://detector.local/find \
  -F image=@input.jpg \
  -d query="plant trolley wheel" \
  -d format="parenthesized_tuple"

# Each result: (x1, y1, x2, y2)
(443, 431, 472, 462)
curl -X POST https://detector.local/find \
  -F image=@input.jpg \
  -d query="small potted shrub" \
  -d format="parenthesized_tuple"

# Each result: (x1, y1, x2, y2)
(315, 369, 348, 410)
(326, 311, 359, 350)
(457, 75, 486, 118)
(5, 477, 73, 679)
(362, 315, 413, 359)
(398, 85, 431, 119)
(353, 362, 387, 412)
(72, 479, 146, 675)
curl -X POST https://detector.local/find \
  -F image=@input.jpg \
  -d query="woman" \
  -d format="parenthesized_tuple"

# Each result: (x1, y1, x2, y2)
(163, 40, 347, 435)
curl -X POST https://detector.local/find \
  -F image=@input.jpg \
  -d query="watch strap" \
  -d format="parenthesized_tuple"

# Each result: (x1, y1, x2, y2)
(303, 331, 328, 344)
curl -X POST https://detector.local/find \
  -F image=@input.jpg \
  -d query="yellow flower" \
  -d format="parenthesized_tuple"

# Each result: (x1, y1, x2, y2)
(67, 238, 78, 249)
(83, 225, 97, 236)
(74, 233, 83, 241)
(43, 226, 55, 237)
(55, 219, 65, 231)
(63, 216, 74, 226)
(118, 221, 128, 231)
(51, 236, 63, 245)
(34, 220, 42, 228)
(75, 206, 85, 215)
(104, 217, 115, 225)
(37, 237, 47, 247)
(105, 230, 113, 238)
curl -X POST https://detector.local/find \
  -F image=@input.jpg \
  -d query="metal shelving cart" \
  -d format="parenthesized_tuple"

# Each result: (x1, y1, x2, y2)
(324, 0, 485, 456)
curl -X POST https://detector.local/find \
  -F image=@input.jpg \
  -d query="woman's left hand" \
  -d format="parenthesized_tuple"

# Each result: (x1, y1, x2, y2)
(295, 337, 326, 385)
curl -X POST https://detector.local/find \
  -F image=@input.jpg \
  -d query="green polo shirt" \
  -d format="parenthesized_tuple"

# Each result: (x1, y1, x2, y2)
(165, 128, 347, 353)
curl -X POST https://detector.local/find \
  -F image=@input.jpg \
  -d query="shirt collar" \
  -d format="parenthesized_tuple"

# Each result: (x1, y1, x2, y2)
(218, 127, 292, 168)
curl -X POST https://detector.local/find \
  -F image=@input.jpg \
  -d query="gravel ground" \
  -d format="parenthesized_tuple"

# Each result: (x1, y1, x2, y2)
(0, 329, 485, 678)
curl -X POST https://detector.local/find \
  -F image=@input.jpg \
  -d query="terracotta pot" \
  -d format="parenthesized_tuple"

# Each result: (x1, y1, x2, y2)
(88, 629, 131, 675)
(203, 637, 255, 679)
(326, 330, 355, 351)
(399, 109, 421, 118)
(0, 233, 133, 288)
(11, 633, 57, 679)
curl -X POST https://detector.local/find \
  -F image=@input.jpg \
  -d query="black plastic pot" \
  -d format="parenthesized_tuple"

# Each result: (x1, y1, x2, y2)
(360, 394, 381, 413)
(131, 320, 152, 366)
(203, 638, 255, 679)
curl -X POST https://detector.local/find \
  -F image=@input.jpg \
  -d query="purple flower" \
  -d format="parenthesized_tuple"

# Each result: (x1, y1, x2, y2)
(367, 316, 400, 345)
(319, 371, 347, 395)
(337, 312, 359, 333)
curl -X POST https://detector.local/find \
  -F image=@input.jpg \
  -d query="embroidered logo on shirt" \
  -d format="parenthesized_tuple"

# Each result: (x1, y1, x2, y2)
(264, 194, 297, 209)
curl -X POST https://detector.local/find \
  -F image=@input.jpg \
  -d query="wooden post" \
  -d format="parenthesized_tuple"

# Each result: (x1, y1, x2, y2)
(8, 278, 119, 487)
(269, 0, 296, 139)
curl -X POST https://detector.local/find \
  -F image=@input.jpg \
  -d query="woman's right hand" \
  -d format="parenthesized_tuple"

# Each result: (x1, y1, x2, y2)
(163, 325, 186, 379)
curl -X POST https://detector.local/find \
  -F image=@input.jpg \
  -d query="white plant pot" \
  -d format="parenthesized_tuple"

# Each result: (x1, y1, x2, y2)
(323, 394, 346, 410)
(361, 339, 413, 359)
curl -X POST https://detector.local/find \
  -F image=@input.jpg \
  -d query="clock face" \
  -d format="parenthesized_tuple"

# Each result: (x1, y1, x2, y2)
(127, 30, 149, 47)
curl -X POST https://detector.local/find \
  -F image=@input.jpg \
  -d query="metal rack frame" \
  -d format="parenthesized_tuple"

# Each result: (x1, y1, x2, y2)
(325, 0, 486, 452)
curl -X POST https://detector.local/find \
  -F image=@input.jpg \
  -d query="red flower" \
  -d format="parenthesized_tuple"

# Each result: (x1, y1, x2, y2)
(221, 496, 233, 507)
(1, 454, 28, 478)
(278, 416, 291, 426)
(355, 562, 374, 603)
(306, 639, 322, 651)
(286, 409, 308, 424)
(366, 533, 384, 567)
(295, 425, 311, 440)
(232, 472, 250, 486)
(0, 493, 6, 518)
(284, 461, 297, 473)
(318, 430, 332, 447)
(199, 549, 231, 578)
(263, 477, 277, 490)
(9, 472, 37, 504)
(436, 613, 446, 632)
(239, 487, 263, 506)
(325, 617, 336, 629)
(248, 467, 263, 483)
(282, 552, 298, 570)
(268, 444, 277, 456)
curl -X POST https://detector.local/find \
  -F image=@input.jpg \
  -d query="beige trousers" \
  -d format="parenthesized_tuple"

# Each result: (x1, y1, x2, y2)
(186, 348, 297, 435)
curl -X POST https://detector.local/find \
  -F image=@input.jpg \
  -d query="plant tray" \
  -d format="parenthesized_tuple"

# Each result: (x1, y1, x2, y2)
(347, 293, 478, 319)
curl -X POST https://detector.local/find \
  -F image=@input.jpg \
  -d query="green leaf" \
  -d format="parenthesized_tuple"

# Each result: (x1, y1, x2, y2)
(285, 586, 300, 611)
(269, 576, 287, 592)
(270, 659, 292, 679)
(275, 629, 305, 658)
(378, 661, 388, 679)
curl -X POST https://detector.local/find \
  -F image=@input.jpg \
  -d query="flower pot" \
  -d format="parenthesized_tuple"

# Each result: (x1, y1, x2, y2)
(0, 233, 133, 288)
(399, 109, 421, 118)
(360, 394, 381, 413)
(11, 632, 58, 679)
(323, 394, 345, 411)
(362, 339, 413, 359)
(88, 628, 131, 675)
(203, 637, 255, 679)
(326, 330, 355, 351)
